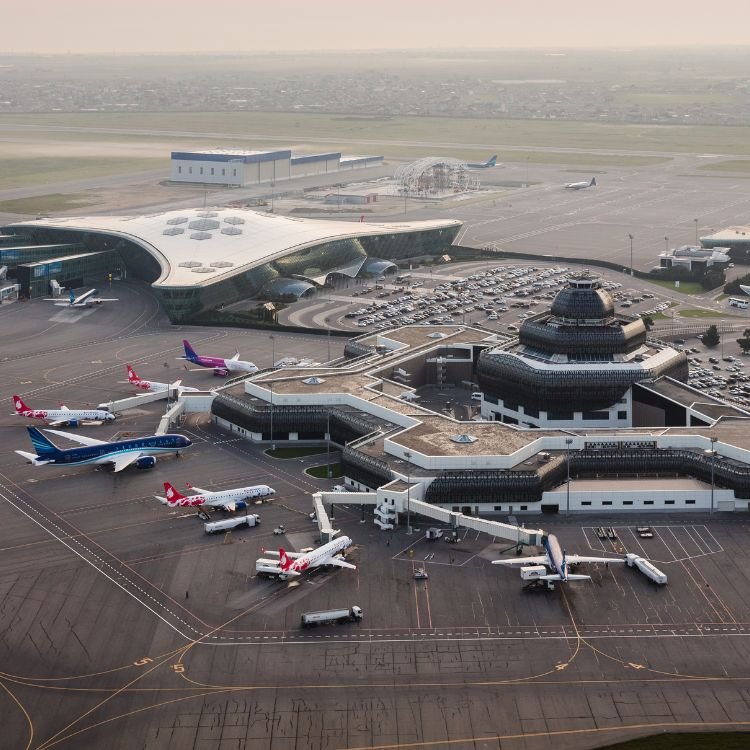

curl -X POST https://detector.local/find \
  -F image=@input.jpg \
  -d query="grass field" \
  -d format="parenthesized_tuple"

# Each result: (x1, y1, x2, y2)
(265, 447, 329, 459)
(679, 308, 741, 318)
(647, 279, 706, 294)
(698, 160, 750, 172)
(0, 193, 101, 215)
(4, 112, 750, 157)
(0, 156, 166, 189)
(306, 463, 343, 479)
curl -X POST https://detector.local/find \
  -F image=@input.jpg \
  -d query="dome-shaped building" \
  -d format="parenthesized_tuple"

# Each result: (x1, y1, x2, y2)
(476, 275, 688, 428)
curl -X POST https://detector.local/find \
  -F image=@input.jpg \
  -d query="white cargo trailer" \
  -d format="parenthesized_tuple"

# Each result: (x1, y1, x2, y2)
(204, 514, 260, 534)
(300, 606, 363, 627)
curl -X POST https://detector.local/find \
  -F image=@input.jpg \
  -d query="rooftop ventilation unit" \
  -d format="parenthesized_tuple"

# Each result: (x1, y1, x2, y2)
(302, 376, 326, 385)
(450, 434, 478, 444)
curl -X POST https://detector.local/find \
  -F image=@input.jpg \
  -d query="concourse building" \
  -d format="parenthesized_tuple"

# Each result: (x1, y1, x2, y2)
(476, 276, 689, 428)
(4, 208, 461, 322)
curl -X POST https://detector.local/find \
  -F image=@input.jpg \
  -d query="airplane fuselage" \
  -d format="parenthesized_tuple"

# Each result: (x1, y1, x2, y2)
(34, 435, 190, 467)
(284, 536, 353, 574)
(543, 534, 568, 581)
(16, 407, 114, 424)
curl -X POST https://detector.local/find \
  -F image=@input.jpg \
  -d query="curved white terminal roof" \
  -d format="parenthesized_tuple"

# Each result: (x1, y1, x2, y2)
(16, 209, 461, 288)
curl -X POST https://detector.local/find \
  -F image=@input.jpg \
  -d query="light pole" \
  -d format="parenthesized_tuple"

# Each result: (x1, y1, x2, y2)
(269, 334, 275, 369)
(326, 410, 332, 478)
(269, 382, 275, 451)
(404, 451, 412, 534)
(664, 235, 669, 254)
(628, 233, 634, 277)
(565, 438, 573, 513)
(706, 436, 718, 514)
(270, 180, 275, 213)
(694, 218, 699, 245)
(720, 320, 725, 359)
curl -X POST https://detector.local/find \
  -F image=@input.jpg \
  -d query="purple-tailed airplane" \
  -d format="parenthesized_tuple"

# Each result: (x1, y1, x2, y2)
(179, 340, 258, 377)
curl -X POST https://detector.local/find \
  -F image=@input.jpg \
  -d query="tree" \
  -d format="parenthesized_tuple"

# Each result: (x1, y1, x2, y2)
(703, 324, 720, 348)
(642, 316, 654, 331)
(737, 328, 750, 354)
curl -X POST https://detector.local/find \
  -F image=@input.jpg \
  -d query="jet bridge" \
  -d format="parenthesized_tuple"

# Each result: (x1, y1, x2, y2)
(311, 491, 543, 547)
(97, 389, 171, 414)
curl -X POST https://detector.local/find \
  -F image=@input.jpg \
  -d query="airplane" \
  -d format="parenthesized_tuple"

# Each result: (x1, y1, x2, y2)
(492, 533, 624, 587)
(564, 177, 597, 190)
(466, 155, 498, 169)
(12, 395, 115, 427)
(155, 480, 275, 513)
(123, 364, 200, 394)
(259, 536, 355, 578)
(179, 339, 258, 377)
(15, 426, 191, 472)
(44, 288, 119, 308)
(739, 284, 750, 296)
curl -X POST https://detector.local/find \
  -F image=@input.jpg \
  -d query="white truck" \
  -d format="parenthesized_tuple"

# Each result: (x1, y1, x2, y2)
(300, 606, 363, 628)
(204, 514, 260, 535)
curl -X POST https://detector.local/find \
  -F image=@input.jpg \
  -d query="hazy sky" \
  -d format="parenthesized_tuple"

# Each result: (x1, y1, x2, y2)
(5, 1, 750, 53)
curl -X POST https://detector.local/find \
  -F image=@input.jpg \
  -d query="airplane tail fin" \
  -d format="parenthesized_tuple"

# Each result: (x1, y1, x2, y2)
(279, 548, 293, 571)
(182, 340, 198, 361)
(591, 177, 597, 186)
(163, 481, 188, 506)
(69, 290, 75, 304)
(27, 427, 59, 456)
(126, 364, 138, 382)
(12, 395, 29, 414)
(487, 155, 497, 167)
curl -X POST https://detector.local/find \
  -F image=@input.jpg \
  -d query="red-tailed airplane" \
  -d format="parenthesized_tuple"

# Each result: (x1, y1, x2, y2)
(13, 395, 115, 427)
(258, 536, 355, 579)
(155, 481, 275, 513)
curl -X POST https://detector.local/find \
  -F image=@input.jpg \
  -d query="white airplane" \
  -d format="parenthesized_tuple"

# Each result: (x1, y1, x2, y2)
(259, 536, 355, 578)
(122, 364, 199, 394)
(13, 394, 115, 427)
(155, 481, 275, 513)
(44, 288, 119, 308)
(492, 533, 624, 586)
(564, 177, 597, 190)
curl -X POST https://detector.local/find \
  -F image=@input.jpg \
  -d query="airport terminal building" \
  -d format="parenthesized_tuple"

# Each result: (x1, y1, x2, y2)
(4, 208, 461, 321)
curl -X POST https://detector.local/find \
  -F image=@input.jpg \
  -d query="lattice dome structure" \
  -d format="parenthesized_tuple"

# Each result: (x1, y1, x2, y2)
(394, 157, 479, 196)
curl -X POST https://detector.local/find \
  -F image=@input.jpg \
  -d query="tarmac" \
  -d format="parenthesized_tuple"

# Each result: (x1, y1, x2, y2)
(4, 171, 750, 746)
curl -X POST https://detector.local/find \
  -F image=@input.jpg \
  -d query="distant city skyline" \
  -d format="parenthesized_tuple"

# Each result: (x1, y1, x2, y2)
(4, 1, 750, 54)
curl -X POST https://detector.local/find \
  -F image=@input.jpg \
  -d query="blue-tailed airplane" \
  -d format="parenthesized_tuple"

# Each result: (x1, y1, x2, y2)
(44, 288, 119, 308)
(15, 427, 191, 472)
(466, 155, 498, 169)
(564, 177, 597, 190)
(492, 533, 624, 587)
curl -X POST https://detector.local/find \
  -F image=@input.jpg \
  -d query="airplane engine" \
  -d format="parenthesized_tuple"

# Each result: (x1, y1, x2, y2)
(136, 456, 157, 469)
(67, 419, 80, 428)
(213, 369, 229, 377)
(234, 500, 247, 511)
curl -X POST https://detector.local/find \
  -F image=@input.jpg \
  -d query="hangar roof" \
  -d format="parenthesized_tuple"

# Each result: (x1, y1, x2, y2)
(10, 208, 461, 288)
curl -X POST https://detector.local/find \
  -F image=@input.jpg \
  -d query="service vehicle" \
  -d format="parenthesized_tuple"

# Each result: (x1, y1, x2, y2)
(204, 514, 260, 534)
(300, 606, 363, 627)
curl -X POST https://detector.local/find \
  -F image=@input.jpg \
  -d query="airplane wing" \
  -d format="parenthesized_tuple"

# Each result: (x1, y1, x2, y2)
(188, 486, 213, 495)
(324, 557, 356, 570)
(111, 453, 141, 472)
(43, 428, 108, 447)
(261, 550, 303, 559)
(492, 556, 547, 567)
(565, 555, 625, 565)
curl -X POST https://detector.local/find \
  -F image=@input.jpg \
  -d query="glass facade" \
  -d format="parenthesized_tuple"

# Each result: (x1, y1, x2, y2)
(17, 250, 124, 298)
(4, 221, 460, 323)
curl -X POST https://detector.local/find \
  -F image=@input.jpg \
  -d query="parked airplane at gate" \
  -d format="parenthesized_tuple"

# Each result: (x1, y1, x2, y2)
(466, 154, 498, 169)
(44, 288, 119, 308)
(15, 427, 191, 472)
(155, 480, 275, 512)
(13, 395, 115, 427)
(123, 364, 199, 394)
(564, 177, 597, 190)
(259, 536, 355, 579)
(492, 533, 624, 585)
(179, 340, 258, 377)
